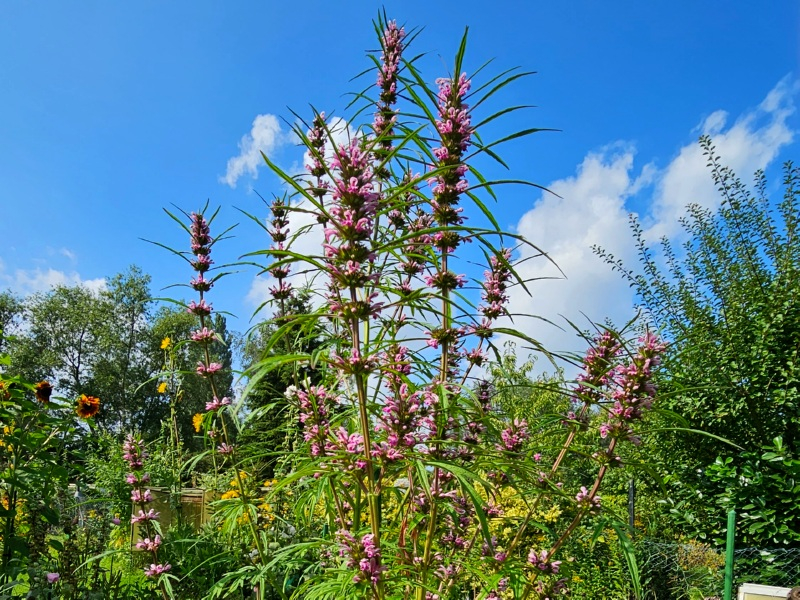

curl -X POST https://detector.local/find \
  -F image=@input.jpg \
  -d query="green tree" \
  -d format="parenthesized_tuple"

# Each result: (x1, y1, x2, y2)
(150, 306, 235, 449)
(90, 266, 157, 433)
(489, 341, 569, 429)
(237, 291, 325, 478)
(9, 284, 109, 395)
(597, 137, 800, 545)
(5, 267, 162, 434)
(0, 292, 22, 355)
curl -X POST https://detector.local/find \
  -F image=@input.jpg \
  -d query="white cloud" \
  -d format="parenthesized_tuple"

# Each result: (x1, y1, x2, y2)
(59, 248, 77, 262)
(506, 146, 641, 363)
(221, 114, 286, 188)
(506, 77, 797, 370)
(0, 258, 106, 296)
(245, 276, 274, 311)
(646, 76, 796, 239)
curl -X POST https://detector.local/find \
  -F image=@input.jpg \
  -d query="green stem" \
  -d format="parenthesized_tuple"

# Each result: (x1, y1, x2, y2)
(520, 438, 617, 600)
(199, 307, 266, 600)
(506, 402, 590, 558)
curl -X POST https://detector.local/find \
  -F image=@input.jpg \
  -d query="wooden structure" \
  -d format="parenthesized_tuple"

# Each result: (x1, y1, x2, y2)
(738, 583, 793, 600)
(131, 487, 216, 547)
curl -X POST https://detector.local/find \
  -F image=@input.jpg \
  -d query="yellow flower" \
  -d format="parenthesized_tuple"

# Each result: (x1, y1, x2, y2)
(192, 413, 203, 432)
(0, 425, 11, 449)
(160, 337, 171, 350)
(157, 382, 168, 394)
(221, 490, 239, 500)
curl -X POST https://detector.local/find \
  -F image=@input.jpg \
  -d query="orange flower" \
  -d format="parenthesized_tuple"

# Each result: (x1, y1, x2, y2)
(35, 381, 53, 404)
(76, 394, 100, 418)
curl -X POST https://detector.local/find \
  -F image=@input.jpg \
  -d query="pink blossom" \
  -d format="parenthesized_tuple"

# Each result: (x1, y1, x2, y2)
(135, 535, 162, 552)
(131, 509, 160, 524)
(196, 361, 223, 376)
(190, 327, 216, 343)
(217, 443, 235, 455)
(527, 548, 561, 574)
(190, 274, 213, 292)
(205, 396, 231, 412)
(144, 563, 171, 578)
(131, 489, 153, 504)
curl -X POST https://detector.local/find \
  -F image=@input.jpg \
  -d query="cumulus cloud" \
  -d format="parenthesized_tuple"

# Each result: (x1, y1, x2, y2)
(506, 77, 797, 368)
(221, 114, 286, 188)
(0, 258, 106, 296)
(646, 75, 797, 238)
(506, 146, 642, 362)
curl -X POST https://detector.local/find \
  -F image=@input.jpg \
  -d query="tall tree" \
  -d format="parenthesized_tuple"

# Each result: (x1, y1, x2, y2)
(596, 137, 800, 545)
(0, 292, 22, 355)
(5, 267, 161, 433)
(149, 306, 235, 448)
(10, 284, 109, 395)
(90, 266, 156, 432)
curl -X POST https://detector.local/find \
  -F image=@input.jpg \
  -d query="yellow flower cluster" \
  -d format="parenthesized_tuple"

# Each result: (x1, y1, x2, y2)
(0, 495, 25, 525)
(0, 425, 13, 450)
(677, 539, 724, 571)
(258, 478, 280, 526)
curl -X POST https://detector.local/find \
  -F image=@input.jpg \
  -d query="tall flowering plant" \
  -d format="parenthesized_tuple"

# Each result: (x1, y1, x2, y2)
(123, 434, 173, 597)
(165, 18, 668, 600)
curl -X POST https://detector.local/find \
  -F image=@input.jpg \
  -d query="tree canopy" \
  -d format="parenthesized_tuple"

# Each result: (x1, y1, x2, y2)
(597, 136, 800, 545)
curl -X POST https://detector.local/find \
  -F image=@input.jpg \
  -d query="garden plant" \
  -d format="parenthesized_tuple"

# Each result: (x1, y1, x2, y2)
(0, 16, 672, 600)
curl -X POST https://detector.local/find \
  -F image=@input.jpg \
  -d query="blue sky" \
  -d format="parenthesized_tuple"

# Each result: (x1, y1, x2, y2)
(1, 1, 799, 357)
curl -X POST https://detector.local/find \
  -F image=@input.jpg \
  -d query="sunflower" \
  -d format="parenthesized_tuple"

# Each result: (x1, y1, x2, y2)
(35, 381, 53, 404)
(76, 394, 100, 419)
